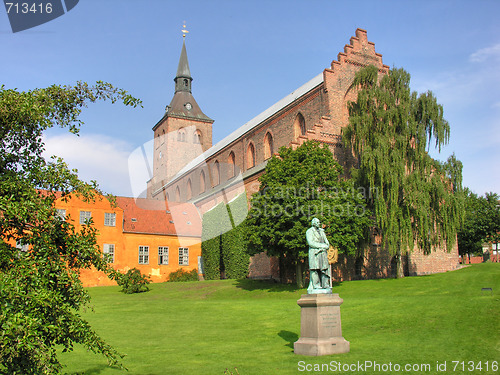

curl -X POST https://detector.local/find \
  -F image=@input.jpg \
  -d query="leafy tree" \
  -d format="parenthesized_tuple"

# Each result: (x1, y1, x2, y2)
(344, 65, 464, 276)
(458, 190, 500, 257)
(0, 82, 141, 374)
(244, 141, 371, 287)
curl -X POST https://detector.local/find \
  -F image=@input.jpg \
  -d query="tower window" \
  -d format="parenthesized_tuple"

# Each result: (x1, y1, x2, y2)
(177, 128, 186, 142)
(194, 130, 202, 144)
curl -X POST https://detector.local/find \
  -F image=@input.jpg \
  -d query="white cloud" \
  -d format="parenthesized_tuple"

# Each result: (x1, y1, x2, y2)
(410, 45, 500, 195)
(42, 133, 138, 196)
(469, 43, 500, 63)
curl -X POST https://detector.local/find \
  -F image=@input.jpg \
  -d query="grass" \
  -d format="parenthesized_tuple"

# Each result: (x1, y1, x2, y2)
(61, 263, 499, 374)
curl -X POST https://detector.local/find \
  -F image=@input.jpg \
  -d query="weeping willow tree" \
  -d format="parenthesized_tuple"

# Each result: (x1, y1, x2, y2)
(344, 65, 464, 276)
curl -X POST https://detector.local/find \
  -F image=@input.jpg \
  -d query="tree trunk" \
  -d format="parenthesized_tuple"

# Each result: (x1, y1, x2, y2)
(279, 255, 285, 283)
(395, 248, 404, 279)
(296, 261, 304, 288)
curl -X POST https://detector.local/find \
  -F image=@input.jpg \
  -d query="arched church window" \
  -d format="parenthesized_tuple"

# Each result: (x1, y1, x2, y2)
(177, 128, 186, 142)
(227, 151, 236, 178)
(293, 113, 306, 139)
(247, 143, 255, 169)
(200, 170, 206, 193)
(213, 161, 220, 186)
(193, 130, 202, 144)
(187, 179, 192, 200)
(264, 132, 274, 160)
(175, 186, 181, 202)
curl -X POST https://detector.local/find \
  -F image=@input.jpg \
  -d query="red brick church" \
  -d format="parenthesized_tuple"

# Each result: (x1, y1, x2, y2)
(146, 28, 460, 280)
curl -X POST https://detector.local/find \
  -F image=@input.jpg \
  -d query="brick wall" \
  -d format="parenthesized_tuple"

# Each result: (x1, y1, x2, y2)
(408, 243, 460, 275)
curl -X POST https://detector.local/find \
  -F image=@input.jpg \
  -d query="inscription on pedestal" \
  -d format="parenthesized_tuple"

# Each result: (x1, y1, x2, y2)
(320, 313, 338, 329)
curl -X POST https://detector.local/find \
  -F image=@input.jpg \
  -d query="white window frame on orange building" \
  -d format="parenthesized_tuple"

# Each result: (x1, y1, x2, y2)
(158, 246, 169, 265)
(178, 247, 189, 266)
(104, 212, 116, 227)
(79, 210, 91, 224)
(138, 245, 149, 264)
(103, 243, 115, 263)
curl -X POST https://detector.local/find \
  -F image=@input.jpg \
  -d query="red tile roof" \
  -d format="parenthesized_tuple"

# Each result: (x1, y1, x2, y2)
(115, 197, 201, 237)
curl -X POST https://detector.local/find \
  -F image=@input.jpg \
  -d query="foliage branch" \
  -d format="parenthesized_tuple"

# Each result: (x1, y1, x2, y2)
(0, 82, 141, 374)
(244, 141, 371, 287)
(344, 65, 464, 260)
(458, 190, 500, 256)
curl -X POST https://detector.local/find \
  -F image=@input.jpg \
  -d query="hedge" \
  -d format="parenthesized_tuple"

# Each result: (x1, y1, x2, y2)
(201, 193, 249, 279)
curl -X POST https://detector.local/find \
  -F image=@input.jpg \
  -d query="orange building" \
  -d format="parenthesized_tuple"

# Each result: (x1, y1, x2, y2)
(54, 194, 202, 287)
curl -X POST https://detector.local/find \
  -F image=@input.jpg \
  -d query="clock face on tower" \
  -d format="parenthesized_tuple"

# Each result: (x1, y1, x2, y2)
(185, 102, 192, 111)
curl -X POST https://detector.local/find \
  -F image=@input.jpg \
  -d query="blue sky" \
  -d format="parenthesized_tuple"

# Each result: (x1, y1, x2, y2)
(1, 0, 499, 197)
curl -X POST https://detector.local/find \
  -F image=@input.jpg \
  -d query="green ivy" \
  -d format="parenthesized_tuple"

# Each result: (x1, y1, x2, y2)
(201, 194, 250, 279)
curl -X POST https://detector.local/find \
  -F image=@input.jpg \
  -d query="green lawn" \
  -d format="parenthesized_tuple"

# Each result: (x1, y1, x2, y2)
(61, 263, 499, 375)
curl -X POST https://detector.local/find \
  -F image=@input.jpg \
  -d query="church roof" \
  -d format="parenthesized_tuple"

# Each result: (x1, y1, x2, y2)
(166, 91, 213, 123)
(116, 196, 201, 237)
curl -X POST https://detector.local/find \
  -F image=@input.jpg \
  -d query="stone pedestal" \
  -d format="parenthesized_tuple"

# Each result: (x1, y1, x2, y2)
(294, 293, 350, 356)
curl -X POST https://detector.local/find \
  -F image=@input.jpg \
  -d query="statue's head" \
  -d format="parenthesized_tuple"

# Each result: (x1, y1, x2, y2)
(311, 218, 320, 228)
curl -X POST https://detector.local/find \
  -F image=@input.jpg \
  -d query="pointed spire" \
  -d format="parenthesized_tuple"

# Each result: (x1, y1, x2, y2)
(175, 40, 192, 81)
(174, 23, 192, 93)
(162, 25, 213, 123)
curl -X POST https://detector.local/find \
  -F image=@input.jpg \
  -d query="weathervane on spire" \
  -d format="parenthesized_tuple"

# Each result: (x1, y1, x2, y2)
(182, 22, 189, 39)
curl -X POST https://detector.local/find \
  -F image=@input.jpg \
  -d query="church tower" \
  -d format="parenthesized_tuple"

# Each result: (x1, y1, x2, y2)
(148, 30, 214, 199)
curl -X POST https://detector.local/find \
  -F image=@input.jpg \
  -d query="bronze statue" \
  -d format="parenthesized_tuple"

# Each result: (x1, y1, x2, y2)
(306, 218, 332, 294)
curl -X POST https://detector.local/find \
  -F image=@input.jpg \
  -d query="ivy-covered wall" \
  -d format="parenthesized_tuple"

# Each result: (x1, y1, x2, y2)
(201, 193, 249, 279)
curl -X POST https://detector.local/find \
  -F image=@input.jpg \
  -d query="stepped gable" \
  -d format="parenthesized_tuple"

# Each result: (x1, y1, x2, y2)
(332, 28, 389, 72)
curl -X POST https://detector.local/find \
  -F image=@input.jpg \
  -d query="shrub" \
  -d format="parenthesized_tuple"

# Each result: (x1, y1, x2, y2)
(168, 268, 199, 282)
(117, 268, 151, 294)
